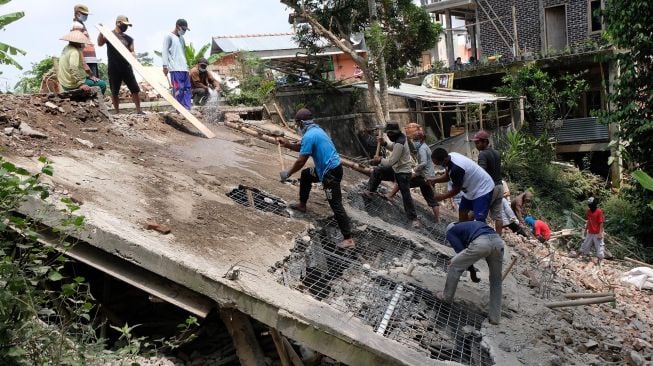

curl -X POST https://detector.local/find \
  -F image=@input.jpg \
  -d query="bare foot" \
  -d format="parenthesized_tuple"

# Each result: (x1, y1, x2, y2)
(336, 238, 355, 249)
(434, 291, 446, 302)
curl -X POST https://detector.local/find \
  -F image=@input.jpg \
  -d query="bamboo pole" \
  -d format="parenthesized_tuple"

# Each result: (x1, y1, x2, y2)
(224, 120, 371, 176)
(438, 103, 445, 139)
(624, 257, 653, 270)
(478, 103, 483, 130)
(563, 292, 614, 299)
(545, 296, 615, 309)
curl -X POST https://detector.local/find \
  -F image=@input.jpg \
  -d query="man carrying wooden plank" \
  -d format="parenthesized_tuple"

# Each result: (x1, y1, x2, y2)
(97, 15, 142, 114)
(162, 19, 191, 110)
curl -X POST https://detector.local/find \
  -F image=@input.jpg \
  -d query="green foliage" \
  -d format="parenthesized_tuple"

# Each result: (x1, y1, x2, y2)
(136, 52, 154, 67)
(184, 43, 210, 69)
(0, 157, 99, 365)
(224, 53, 275, 106)
(632, 170, 653, 210)
(286, 0, 441, 87)
(602, 1, 653, 173)
(0, 0, 25, 70)
(497, 64, 589, 130)
(13, 56, 55, 94)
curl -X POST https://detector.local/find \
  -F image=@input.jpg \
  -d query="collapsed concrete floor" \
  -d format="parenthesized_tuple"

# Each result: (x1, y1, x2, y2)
(1, 93, 652, 365)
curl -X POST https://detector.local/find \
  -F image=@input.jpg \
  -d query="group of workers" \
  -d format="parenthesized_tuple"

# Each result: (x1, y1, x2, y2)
(57, 5, 219, 115)
(279, 110, 606, 325)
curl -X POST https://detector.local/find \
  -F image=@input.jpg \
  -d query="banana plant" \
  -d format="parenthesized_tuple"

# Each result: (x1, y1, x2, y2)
(632, 170, 653, 210)
(0, 0, 26, 69)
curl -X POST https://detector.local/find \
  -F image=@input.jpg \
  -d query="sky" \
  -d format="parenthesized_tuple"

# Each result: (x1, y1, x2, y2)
(0, 0, 294, 89)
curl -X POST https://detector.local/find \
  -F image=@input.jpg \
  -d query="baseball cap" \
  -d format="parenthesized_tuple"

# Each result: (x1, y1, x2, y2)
(116, 15, 132, 26)
(471, 130, 490, 141)
(74, 4, 90, 14)
(295, 108, 312, 122)
(176, 19, 190, 31)
(385, 122, 400, 132)
(588, 197, 596, 205)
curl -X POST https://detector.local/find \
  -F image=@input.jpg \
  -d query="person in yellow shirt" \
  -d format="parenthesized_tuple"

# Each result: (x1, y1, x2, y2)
(57, 29, 106, 94)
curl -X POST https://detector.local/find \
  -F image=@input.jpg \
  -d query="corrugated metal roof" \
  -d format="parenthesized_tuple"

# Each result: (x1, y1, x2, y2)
(213, 33, 299, 53)
(351, 82, 507, 104)
(535, 117, 609, 144)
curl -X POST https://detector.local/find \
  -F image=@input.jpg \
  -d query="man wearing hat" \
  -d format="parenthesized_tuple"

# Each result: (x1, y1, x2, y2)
(163, 19, 191, 110)
(472, 130, 504, 233)
(58, 29, 107, 94)
(97, 15, 142, 114)
(364, 122, 420, 228)
(190, 58, 220, 105)
(278, 108, 355, 249)
(72, 4, 99, 78)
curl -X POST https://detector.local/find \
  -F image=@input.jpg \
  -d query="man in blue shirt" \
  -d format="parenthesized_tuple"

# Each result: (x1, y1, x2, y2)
(279, 108, 354, 248)
(436, 221, 504, 324)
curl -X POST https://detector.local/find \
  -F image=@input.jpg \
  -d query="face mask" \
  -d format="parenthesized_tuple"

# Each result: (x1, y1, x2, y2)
(199, 66, 207, 72)
(78, 14, 88, 22)
(119, 24, 128, 32)
(178, 28, 186, 36)
(413, 140, 422, 148)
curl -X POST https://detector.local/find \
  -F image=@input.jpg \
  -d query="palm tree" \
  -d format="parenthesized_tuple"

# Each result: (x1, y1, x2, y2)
(0, 0, 26, 70)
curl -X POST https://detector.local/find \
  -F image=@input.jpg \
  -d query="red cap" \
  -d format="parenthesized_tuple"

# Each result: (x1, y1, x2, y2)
(471, 130, 490, 141)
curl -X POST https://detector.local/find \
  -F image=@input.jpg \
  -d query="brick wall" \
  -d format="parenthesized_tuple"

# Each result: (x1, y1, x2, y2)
(478, 0, 602, 59)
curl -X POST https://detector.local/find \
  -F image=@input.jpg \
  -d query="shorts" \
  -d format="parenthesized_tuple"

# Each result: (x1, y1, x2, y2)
(459, 190, 493, 221)
(108, 65, 140, 96)
(489, 184, 504, 220)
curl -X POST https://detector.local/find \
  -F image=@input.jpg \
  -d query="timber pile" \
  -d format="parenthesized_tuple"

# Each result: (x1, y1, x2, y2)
(502, 232, 653, 363)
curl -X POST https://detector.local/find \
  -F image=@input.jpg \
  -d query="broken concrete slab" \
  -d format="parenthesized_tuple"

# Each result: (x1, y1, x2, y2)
(75, 138, 95, 149)
(144, 220, 172, 235)
(19, 122, 48, 138)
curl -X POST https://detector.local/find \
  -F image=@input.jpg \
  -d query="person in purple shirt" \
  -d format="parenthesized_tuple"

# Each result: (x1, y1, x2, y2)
(435, 221, 504, 324)
(279, 108, 354, 249)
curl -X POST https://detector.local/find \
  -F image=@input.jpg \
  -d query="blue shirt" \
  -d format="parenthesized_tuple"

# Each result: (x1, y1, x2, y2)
(299, 123, 341, 181)
(446, 221, 497, 253)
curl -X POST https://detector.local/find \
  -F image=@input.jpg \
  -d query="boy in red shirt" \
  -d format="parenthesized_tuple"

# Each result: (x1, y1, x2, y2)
(580, 197, 605, 260)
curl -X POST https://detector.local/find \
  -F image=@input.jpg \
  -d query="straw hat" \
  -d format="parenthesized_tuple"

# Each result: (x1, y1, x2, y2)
(60, 30, 92, 45)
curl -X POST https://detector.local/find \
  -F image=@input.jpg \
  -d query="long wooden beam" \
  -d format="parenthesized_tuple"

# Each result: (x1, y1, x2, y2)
(95, 24, 215, 139)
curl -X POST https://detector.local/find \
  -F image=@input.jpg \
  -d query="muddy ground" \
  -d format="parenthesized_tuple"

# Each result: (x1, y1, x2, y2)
(1, 93, 651, 366)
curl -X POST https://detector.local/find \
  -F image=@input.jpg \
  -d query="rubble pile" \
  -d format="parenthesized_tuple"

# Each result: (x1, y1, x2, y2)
(504, 232, 652, 365)
(116, 81, 164, 102)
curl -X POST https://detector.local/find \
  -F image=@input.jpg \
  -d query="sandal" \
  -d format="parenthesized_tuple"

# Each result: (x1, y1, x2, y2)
(336, 238, 355, 249)
(288, 202, 307, 213)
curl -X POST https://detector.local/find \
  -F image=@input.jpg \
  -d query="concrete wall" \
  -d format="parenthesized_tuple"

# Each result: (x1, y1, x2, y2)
(478, 0, 602, 59)
(333, 53, 366, 81)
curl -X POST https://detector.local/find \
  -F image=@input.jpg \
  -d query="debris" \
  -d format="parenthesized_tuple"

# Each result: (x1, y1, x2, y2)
(3, 127, 14, 136)
(69, 193, 84, 205)
(584, 340, 599, 350)
(563, 292, 614, 299)
(628, 350, 644, 366)
(502, 254, 518, 280)
(18, 122, 48, 139)
(44, 101, 59, 110)
(144, 221, 171, 235)
(75, 138, 95, 149)
(81, 127, 99, 132)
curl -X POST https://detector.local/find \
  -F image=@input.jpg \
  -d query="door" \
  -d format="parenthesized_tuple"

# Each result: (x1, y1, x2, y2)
(545, 5, 567, 52)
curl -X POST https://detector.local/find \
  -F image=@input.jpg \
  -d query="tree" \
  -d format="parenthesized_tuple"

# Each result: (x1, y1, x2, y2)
(497, 64, 589, 132)
(602, 1, 653, 173)
(136, 52, 154, 66)
(14, 56, 55, 94)
(281, 0, 440, 124)
(0, 0, 26, 70)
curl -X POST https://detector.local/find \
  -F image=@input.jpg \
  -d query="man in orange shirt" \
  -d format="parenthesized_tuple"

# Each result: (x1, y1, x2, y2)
(580, 197, 605, 260)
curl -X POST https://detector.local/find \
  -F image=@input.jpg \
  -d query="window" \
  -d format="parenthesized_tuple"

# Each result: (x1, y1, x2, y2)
(545, 6, 568, 51)
(589, 0, 603, 32)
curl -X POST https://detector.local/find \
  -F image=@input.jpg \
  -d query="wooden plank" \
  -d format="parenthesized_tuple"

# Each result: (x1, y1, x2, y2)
(624, 257, 653, 270)
(556, 143, 610, 153)
(95, 24, 215, 139)
(545, 296, 615, 309)
(270, 328, 291, 366)
(281, 336, 305, 366)
(273, 102, 290, 129)
(219, 308, 267, 366)
(563, 292, 613, 299)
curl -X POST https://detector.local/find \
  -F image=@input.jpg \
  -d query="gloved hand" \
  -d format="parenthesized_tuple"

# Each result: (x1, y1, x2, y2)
(279, 170, 290, 181)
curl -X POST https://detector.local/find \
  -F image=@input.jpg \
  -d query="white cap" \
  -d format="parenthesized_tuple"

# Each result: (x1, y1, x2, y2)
(588, 197, 596, 205)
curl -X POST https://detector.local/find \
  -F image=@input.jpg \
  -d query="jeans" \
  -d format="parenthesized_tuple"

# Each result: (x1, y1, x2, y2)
(443, 234, 504, 323)
(299, 165, 352, 239)
(368, 166, 417, 221)
(580, 234, 605, 259)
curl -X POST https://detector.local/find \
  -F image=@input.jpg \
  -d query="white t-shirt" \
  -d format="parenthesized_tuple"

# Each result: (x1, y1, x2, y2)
(447, 152, 495, 200)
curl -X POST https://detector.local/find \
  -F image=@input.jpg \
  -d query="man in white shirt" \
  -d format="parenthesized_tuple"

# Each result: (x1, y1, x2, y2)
(428, 148, 495, 222)
(162, 19, 191, 110)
